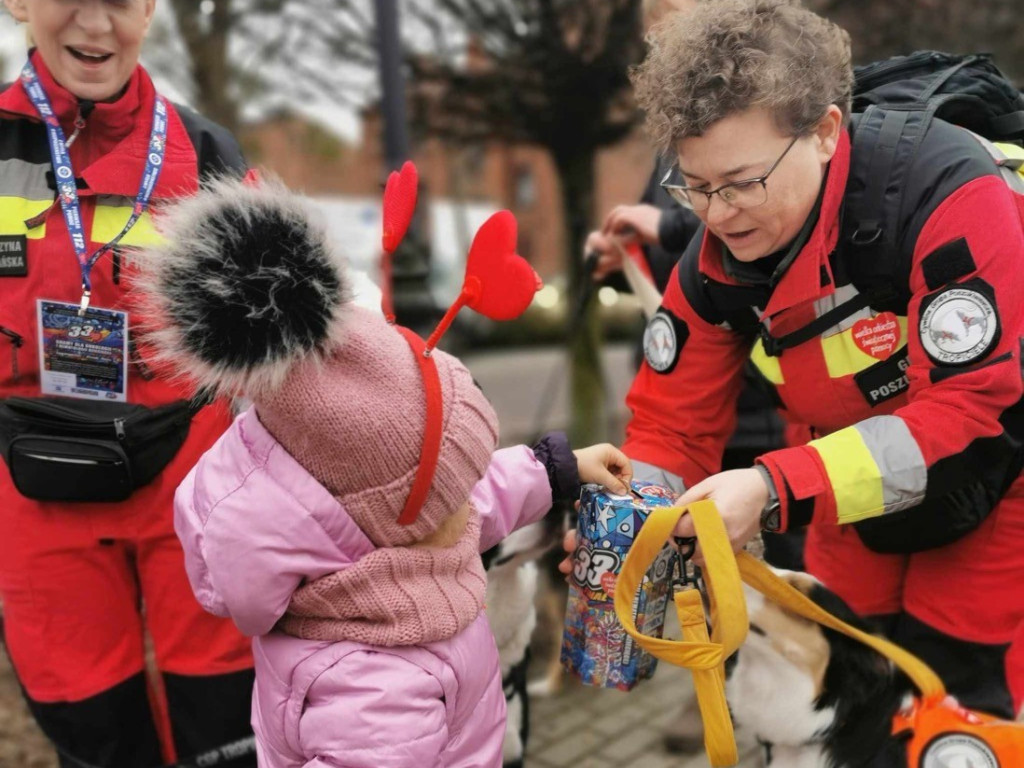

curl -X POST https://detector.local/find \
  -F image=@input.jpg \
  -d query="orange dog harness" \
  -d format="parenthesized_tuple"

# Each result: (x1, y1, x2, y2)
(893, 695, 1024, 767)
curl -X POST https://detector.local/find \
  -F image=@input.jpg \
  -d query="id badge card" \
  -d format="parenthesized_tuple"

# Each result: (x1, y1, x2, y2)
(37, 299, 129, 402)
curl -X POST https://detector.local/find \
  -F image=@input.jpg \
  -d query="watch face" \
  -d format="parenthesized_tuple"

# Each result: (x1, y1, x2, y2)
(761, 506, 781, 533)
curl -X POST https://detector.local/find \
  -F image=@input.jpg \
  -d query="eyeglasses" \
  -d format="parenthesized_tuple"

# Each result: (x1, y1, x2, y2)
(660, 135, 801, 212)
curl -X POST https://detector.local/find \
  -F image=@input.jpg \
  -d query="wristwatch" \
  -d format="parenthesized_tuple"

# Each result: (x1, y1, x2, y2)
(754, 464, 782, 533)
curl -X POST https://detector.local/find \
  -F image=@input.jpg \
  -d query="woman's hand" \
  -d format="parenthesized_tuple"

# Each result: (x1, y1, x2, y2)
(572, 443, 632, 495)
(584, 230, 626, 282)
(672, 468, 767, 555)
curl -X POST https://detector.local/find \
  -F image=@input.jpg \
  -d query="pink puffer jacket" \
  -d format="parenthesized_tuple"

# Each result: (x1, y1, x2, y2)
(174, 407, 555, 767)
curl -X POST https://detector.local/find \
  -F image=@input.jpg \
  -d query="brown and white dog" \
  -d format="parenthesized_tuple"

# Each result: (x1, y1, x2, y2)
(726, 570, 912, 768)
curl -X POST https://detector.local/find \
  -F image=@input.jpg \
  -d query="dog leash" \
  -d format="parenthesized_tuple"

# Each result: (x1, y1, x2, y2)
(613, 501, 946, 767)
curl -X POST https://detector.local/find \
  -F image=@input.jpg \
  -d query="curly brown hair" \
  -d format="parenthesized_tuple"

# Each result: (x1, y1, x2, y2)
(633, 0, 852, 150)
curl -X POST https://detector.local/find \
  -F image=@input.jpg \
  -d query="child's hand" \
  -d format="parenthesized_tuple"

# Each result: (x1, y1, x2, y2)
(573, 443, 632, 495)
(557, 528, 578, 580)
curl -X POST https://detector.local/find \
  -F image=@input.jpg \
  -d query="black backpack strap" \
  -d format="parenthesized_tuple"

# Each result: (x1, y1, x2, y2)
(840, 108, 924, 312)
(759, 110, 917, 357)
(173, 102, 247, 181)
(758, 291, 874, 357)
(849, 106, 911, 247)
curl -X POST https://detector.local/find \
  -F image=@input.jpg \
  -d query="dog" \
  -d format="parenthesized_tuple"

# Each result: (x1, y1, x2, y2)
(726, 570, 912, 768)
(482, 510, 564, 768)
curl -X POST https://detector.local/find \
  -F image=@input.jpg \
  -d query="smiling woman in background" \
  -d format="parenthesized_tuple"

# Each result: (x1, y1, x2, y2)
(0, 1, 255, 766)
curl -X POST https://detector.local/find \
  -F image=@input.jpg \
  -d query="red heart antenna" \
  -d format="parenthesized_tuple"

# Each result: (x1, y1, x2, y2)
(380, 162, 419, 321)
(424, 210, 541, 351)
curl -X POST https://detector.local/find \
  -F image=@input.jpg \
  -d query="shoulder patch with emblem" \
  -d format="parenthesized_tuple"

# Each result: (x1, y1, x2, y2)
(919, 280, 1000, 366)
(643, 309, 688, 374)
(921, 733, 999, 768)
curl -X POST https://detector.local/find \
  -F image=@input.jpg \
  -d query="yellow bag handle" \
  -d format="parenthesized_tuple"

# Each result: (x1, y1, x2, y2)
(612, 500, 747, 766)
(614, 500, 947, 768)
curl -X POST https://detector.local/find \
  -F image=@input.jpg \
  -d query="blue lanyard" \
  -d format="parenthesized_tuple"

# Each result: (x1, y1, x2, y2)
(20, 59, 167, 314)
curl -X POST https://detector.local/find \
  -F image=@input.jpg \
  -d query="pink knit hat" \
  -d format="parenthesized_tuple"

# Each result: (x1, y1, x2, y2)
(135, 170, 540, 547)
(256, 307, 498, 546)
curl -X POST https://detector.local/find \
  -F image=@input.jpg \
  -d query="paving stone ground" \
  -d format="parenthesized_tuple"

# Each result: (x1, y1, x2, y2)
(527, 662, 697, 768)
(524, 600, 765, 768)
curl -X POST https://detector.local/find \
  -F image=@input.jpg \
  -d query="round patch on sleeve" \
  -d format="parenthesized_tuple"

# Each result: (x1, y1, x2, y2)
(919, 284, 999, 366)
(921, 733, 999, 768)
(643, 309, 688, 374)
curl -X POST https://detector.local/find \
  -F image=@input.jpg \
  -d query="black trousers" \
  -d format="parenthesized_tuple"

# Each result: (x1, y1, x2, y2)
(24, 668, 256, 768)
(873, 611, 1013, 720)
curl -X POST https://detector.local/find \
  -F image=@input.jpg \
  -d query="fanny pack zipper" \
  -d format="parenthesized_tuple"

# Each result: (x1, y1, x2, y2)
(4, 396, 192, 445)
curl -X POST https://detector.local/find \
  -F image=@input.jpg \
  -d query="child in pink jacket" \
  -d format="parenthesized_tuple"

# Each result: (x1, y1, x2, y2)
(135, 178, 630, 768)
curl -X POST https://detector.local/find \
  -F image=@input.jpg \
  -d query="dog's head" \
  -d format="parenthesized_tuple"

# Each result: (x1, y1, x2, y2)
(481, 507, 564, 574)
(482, 512, 565, 670)
(726, 570, 910, 766)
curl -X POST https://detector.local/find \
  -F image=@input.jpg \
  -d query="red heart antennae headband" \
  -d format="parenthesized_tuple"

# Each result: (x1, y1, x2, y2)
(380, 162, 542, 525)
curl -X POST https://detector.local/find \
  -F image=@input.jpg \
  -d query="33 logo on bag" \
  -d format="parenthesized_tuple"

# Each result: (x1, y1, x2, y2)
(572, 545, 621, 593)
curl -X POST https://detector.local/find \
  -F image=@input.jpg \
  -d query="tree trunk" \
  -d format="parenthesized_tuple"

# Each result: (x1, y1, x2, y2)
(170, 0, 239, 133)
(556, 149, 606, 447)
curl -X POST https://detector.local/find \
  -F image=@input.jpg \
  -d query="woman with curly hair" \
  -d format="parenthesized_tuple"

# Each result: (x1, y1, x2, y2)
(619, 0, 1024, 721)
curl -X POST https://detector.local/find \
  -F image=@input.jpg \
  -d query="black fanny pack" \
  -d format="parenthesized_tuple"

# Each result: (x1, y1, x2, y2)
(0, 396, 205, 503)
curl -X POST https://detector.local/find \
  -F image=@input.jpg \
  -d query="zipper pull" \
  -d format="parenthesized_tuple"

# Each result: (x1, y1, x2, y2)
(65, 110, 86, 148)
(114, 418, 126, 441)
(64, 99, 94, 149)
(0, 326, 23, 380)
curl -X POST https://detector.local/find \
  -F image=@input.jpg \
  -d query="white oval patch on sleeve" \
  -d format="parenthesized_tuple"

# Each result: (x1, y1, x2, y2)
(643, 311, 680, 373)
(919, 286, 998, 365)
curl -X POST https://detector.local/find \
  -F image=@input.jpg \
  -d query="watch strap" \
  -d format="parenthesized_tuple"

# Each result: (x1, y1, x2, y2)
(754, 464, 782, 532)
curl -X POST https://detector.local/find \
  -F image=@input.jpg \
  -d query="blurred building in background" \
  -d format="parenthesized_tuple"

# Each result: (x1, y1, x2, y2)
(240, 103, 655, 323)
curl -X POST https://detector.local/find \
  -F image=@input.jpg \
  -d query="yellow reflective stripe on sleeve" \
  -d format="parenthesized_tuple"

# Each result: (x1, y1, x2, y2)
(821, 317, 908, 379)
(994, 142, 1024, 168)
(994, 142, 1024, 191)
(750, 336, 784, 384)
(0, 197, 51, 239)
(809, 426, 885, 523)
(90, 206, 162, 247)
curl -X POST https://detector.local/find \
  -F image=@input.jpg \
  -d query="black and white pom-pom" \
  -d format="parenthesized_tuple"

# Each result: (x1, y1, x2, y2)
(135, 176, 351, 396)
